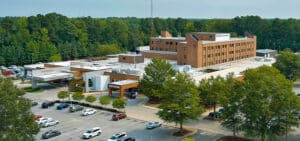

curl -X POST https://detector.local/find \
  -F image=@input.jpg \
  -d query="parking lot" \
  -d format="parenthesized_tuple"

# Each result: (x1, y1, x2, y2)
(32, 104, 184, 141)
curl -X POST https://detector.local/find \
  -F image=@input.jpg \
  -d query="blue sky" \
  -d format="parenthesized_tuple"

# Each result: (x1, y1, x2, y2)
(1, 0, 299, 18)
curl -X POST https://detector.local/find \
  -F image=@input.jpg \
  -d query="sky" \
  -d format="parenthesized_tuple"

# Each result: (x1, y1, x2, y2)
(0, 0, 299, 19)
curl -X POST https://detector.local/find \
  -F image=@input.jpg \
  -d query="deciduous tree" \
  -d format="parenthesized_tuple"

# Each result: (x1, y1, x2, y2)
(157, 72, 204, 133)
(0, 77, 40, 140)
(140, 58, 176, 102)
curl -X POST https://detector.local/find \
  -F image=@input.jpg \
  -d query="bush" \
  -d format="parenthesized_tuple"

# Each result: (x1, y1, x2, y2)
(85, 95, 96, 103)
(72, 92, 84, 101)
(112, 99, 127, 111)
(57, 91, 68, 101)
(99, 96, 111, 106)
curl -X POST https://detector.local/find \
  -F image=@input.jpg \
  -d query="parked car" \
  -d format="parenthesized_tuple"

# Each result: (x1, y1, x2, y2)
(41, 101, 55, 108)
(41, 119, 59, 127)
(69, 105, 84, 112)
(81, 108, 97, 116)
(129, 91, 137, 99)
(31, 101, 38, 106)
(82, 127, 102, 139)
(42, 130, 61, 139)
(218, 107, 225, 113)
(112, 113, 127, 121)
(35, 117, 53, 125)
(146, 121, 161, 129)
(208, 111, 222, 118)
(56, 103, 69, 110)
(123, 137, 136, 141)
(107, 132, 127, 141)
(34, 115, 42, 120)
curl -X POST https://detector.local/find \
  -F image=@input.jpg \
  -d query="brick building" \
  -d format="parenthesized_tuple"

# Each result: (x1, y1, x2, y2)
(142, 31, 256, 68)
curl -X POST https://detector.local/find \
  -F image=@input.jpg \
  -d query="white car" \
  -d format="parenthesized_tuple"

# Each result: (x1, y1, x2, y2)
(107, 132, 127, 141)
(81, 108, 97, 116)
(35, 117, 53, 125)
(82, 127, 102, 139)
(41, 119, 59, 127)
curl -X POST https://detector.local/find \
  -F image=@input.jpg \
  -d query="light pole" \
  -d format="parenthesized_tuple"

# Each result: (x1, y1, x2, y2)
(209, 80, 214, 112)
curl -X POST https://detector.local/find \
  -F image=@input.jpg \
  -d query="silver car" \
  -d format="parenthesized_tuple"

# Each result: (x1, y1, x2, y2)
(41, 119, 59, 127)
(146, 122, 161, 129)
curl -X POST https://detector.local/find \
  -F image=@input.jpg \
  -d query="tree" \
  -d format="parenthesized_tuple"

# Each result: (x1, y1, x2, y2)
(49, 54, 62, 62)
(240, 66, 300, 141)
(85, 95, 96, 103)
(273, 49, 300, 81)
(157, 72, 204, 133)
(140, 58, 176, 102)
(198, 76, 227, 113)
(220, 73, 245, 136)
(57, 91, 68, 101)
(112, 99, 127, 112)
(99, 96, 111, 107)
(72, 92, 84, 101)
(0, 77, 40, 140)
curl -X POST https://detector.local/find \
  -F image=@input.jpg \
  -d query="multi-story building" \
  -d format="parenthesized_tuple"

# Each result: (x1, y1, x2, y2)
(142, 31, 256, 68)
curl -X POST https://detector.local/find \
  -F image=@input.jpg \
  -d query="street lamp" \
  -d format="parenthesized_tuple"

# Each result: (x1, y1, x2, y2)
(209, 80, 214, 112)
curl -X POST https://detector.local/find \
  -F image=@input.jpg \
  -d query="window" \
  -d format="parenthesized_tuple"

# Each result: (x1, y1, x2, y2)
(170, 42, 173, 45)
(166, 42, 169, 45)
(184, 55, 186, 59)
(176, 42, 178, 45)
(123, 57, 126, 60)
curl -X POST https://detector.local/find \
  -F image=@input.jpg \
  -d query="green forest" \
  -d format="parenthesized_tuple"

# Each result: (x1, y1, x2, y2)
(0, 13, 300, 66)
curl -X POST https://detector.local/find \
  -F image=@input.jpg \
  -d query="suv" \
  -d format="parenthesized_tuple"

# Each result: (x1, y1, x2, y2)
(69, 105, 84, 112)
(112, 113, 127, 121)
(82, 127, 102, 139)
(41, 101, 55, 108)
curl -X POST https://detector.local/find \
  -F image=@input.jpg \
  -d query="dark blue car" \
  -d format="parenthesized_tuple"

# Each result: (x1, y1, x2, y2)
(56, 103, 69, 110)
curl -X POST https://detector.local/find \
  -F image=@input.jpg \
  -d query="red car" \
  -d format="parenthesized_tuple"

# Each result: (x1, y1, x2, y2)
(34, 115, 42, 120)
(112, 113, 127, 121)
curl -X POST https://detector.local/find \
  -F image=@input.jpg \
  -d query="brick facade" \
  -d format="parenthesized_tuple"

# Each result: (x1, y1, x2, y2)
(145, 31, 257, 68)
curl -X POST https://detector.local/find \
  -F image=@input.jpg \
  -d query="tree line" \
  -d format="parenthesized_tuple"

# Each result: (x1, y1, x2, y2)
(1, 13, 300, 66)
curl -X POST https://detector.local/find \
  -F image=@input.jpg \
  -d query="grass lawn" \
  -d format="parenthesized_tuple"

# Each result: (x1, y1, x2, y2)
(23, 87, 44, 93)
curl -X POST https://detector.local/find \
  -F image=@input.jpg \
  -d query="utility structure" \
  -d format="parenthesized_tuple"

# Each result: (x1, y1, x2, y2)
(150, 0, 155, 37)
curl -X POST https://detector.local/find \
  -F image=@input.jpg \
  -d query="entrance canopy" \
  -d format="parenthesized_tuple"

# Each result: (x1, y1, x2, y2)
(108, 80, 139, 98)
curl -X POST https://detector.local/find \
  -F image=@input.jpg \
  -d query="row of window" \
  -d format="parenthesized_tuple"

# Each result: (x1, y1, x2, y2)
(204, 52, 254, 58)
(204, 42, 254, 50)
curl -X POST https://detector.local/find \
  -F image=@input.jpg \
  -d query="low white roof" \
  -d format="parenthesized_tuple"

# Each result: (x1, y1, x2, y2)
(33, 72, 73, 81)
(202, 37, 251, 44)
(24, 64, 44, 70)
(109, 80, 139, 86)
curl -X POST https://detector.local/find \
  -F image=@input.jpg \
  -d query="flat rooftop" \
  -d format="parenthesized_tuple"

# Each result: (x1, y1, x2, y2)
(142, 50, 177, 55)
(33, 72, 73, 81)
(109, 79, 139, 86)
(151, 37, 186, 40)
(202, 37, 251, 44)
(256, 49, 277, 54)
